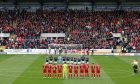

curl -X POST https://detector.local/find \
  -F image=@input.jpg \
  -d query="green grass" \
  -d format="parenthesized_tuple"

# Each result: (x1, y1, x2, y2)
(0, 54, 140, 84)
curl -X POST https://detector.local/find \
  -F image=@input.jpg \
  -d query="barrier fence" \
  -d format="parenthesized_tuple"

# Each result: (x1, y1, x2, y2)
(0, 49, 140, 56)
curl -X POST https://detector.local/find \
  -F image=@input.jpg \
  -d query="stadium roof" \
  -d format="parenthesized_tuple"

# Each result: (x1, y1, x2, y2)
(0, 0, 140, 2)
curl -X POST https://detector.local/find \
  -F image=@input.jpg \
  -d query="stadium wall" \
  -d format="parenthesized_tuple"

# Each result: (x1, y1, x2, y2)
(3, 49, 111, 54)
(1, 49, 140, 56)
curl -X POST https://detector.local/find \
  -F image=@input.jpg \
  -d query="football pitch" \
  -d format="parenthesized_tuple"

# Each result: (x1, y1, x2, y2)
(0, 54, 140, 84)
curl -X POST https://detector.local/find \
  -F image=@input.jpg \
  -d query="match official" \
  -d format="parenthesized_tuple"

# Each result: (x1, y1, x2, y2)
(132, 60, 138, 75)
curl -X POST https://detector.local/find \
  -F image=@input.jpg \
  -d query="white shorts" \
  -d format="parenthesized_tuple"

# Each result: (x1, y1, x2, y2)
(67, 61, 70, 64)
(50, 61, 52, 64)
(46, 62, 49, 64)
(78, 62, 81, 65)
(54, 61, 57, 64)
(70, 61, 73, 64)
(63, 61, 66, 63)
(86, 62, 89, 64)
(74, 62, 77, 64)
(82, 61, 85, 63)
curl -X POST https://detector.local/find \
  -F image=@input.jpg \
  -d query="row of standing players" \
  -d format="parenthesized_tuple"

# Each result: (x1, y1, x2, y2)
(45, 55, 90, 64)
(43, 56, 100, 78)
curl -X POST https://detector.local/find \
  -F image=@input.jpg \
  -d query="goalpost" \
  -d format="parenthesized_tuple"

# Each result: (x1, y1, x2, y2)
(48, 44, 83, 56)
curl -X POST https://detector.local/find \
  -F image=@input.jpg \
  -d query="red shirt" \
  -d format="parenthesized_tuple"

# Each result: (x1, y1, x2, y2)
(85, 64, 89, 71)
(43, 64, 47, 70)
(48, 64, 52, 71)
(91, 64, 95, 73)
(43, 64, 47, 73)
(96, 65, 100, 73)
(68, 64, 73, 73)
(57, 64, 62, 73)
(74, 65, 78, 73)
(46, 64, 49, 71)
(52, 65, 57, 73)
(80, 64, 84, 71)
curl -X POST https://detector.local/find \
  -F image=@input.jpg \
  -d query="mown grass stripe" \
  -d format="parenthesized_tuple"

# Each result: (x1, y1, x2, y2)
(13, 55, 64, 84)
(117, 56, 140, 84)
(90, 56, 115, 84)
(0, 55, 15, 63)
(0, 55, 39, 84)
(94, 56, 140, 84)
(63, 55, 115, 84)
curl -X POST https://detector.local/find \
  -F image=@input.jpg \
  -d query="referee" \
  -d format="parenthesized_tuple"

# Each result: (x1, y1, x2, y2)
(132, 60, 138, 75)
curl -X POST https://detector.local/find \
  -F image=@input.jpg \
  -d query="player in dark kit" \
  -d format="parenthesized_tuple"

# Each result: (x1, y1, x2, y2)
(63, 57, 66, 63)
(78, 58, 81, 65)
(133, 65, 138, 74)
(81, 55, 85, 64)
(46, 58, 49, 64)
(132, 60, 138, 75)
(74, 57, 77, 64)
(86, 57, 89, 64)
(49, 55, 53, 64)
(70, 57, 74, 63)
(67, 57, 70, 64)
(54, 57, 58, 64)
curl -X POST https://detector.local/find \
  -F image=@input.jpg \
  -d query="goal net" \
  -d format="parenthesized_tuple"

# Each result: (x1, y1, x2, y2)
(48, 44, 83, 56)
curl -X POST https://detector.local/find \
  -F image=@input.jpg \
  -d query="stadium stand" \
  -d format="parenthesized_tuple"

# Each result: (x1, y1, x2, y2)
(0, 7, 140, 52)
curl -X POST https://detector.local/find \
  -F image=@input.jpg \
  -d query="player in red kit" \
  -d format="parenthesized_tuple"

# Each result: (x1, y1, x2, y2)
(96, 64, 100, 78)
(68, 63, 73, 78)
(80, 63, 84, 77)
(43, 64, 47, 78)
(85, 63, 89, 77)
(74, 64, 78, 78)
(57, 64, 62, 78)
(52, 64, 57, 78)
(47, 63, 52, 78)
(91, 63, 96, 78)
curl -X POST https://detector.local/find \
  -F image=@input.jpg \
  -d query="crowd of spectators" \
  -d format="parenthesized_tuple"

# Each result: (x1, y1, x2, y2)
(0, 9, 140, 52)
